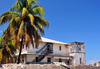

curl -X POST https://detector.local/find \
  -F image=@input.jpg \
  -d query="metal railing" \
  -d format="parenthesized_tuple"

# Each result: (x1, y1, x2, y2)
(36, 43, 52, 54)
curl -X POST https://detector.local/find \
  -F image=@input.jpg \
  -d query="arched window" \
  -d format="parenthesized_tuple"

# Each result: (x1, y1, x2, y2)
(59, 46, 61, 51)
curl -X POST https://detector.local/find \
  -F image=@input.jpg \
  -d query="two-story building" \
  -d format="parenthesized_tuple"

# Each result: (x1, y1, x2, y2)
(15, 37, 86, 65)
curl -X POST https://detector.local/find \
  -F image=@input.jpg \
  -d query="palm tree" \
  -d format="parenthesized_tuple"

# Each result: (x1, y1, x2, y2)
(0, 30, 18, 63)
(0, 0, 49, 64)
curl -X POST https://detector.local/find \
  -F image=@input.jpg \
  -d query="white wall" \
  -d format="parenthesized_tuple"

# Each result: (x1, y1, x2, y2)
(25, 42, 69, 55)
(27, 55, 36, 62)
(41, 56, 54, 62)
(27, 55, 54, 62)
(69, 53, 85, 65)
(68, 42, 85, 65)
(53, 44, 69, 55)
(27, 42, 46, 53)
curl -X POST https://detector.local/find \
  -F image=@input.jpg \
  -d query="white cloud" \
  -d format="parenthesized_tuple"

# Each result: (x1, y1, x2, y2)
(87, 58, 100, 65)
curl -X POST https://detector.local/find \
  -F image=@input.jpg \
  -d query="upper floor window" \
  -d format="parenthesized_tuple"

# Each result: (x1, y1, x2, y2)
(70, 48, 72, 52)
(78, 45, 81, 51)
(22, 44, 24, 49)
(59, 46, 61, 51)
(79, 47, 81, 51)
(35, 44, 38, 49)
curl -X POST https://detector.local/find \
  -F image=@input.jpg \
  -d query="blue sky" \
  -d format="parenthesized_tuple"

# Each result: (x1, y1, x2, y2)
(0, 0, 100, 64)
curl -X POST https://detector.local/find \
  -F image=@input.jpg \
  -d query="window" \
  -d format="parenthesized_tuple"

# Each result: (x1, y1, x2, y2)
(35, 44, 38, 49)
(59, 46, 61, 51)
(22, 44, 24, 49)
(94, 63, 96, 66)
(70, 48, 72, 52)
(59, 58, 62, 62)
(80, 58, 81, 64)
(79, 47, 81, 51)
(21, 55, 24, 63)
(67, 59, 70, 65)
(47, 58, 51, 62)
(35, 57, 38, 62)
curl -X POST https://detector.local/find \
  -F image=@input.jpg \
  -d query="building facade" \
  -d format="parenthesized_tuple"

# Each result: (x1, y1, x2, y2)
(15, 37, 86, 65)
(90, 61, 100, 67)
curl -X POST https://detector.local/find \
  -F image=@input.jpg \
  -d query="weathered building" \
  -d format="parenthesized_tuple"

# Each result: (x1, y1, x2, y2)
(90, 61, 100, 66)
(15, 37, 86, 65)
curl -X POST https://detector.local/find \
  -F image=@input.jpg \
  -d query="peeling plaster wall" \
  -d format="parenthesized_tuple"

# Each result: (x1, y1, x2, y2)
(69, 53, 85, 65)
(90, 61, 100, 66)
(16, 40, 86, 66)
(69, 42, 85, 65)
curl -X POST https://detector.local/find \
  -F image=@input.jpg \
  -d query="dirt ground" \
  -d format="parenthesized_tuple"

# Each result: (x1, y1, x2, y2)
(0, 64, 100, 69)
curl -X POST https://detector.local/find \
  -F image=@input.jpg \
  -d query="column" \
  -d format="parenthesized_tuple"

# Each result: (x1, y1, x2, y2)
(24, 55, 26, 64)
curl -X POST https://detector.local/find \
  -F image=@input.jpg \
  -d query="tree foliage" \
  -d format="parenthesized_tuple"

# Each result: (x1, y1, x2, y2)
(0, 30, 18, 63)
(0, 0, 49, 48)
(0, 0, 49, 63)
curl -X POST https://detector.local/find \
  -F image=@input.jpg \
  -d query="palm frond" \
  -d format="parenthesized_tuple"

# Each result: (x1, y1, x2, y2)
(17, 20, 24, 41)
(30, 25, 41, 45)
(9, 0, 22, 12)
(26, 0, 37, 9)
(0, 11, 19, 17)
(34, 16, 49, 27)
(21, 7, 28, 18)
(27, 14, 34, 24)
(23, 24, 29, 44)
(31, 0, 38, 4)
(30, 6, 44, 16)
(0, 12, 19, 25)
(34, 22, 44, 35)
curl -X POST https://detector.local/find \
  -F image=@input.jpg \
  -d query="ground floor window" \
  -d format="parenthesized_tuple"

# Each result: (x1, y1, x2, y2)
(35, 57, 38, 62)
(67, 59, 70, 65)
(22, 44, 24, 49)
(59, 58, 62, 62)
(47, 58, 51, 62)
(21, 55, 25, 63)
(80, 58, 81, 64)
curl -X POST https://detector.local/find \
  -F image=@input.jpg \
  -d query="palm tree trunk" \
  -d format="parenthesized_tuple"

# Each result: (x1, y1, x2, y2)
(17, 36, 23, 64)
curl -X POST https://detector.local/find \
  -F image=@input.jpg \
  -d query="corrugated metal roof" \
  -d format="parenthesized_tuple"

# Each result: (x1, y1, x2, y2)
(41, 37, 68, 45)
(20, 37, 68, 45)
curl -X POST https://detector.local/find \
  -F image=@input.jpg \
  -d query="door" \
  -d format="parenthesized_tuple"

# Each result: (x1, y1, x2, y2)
(47, 58, 51, 62)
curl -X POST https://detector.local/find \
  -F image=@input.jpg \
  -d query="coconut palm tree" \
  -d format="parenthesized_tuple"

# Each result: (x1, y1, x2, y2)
(0, 30, 18, 63)
(0, 0, 49, 64)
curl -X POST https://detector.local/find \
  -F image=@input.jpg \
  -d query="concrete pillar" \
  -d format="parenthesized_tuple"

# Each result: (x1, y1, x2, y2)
(54, 57, 55, 62)
(24, 55, 26, 64)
